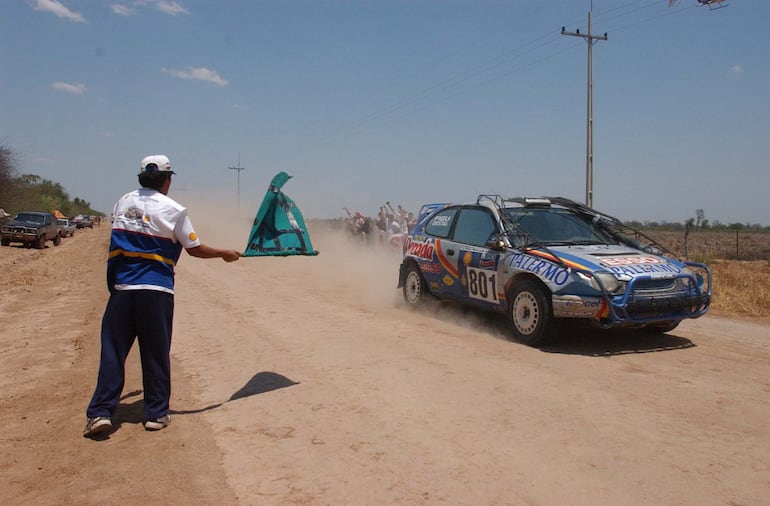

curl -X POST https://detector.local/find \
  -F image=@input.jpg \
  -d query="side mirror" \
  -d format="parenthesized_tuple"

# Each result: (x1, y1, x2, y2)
(486, 238, 506, 251)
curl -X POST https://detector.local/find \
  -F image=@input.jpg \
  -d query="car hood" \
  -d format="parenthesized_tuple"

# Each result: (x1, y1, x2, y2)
(6, 218, 42, 228)
(533, 244, 684, 279)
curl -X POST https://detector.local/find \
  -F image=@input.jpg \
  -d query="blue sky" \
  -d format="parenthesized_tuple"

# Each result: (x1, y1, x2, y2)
(1, 0, 768, 225)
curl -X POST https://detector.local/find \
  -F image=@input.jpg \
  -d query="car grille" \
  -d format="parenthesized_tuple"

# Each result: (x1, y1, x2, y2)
(631, 278, 677, 293)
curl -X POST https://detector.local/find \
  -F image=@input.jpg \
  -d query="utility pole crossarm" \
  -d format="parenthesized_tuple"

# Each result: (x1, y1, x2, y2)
(561, 11, 607, 209)
(560, 27, 608, 43)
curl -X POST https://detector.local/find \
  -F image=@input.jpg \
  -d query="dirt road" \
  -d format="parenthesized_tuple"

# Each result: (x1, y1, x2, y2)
(1, 222, 768, 505)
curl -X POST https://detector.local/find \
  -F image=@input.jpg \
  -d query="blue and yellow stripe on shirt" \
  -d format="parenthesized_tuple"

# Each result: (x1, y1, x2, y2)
(108, 228, 183, 292)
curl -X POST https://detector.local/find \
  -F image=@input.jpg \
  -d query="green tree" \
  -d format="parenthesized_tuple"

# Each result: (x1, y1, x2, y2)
(0, 144, 19, 211)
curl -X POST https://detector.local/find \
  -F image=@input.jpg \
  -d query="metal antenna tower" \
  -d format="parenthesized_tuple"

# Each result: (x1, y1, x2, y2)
(562, 6, 607, 208)
(228, 154, 246, 216)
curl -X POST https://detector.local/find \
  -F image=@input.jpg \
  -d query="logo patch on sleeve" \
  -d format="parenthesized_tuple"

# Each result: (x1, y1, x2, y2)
(189, 232, 197, 241)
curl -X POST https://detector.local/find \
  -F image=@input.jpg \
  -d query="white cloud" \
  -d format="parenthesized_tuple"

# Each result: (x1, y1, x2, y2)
(109, 1, 188, 17)
(162, 67, 229, 86)
(730, 64, 743, 74)
(51, 82, 88, 94)
(33, 156, 55, 164)
(154, 1, 189, 16)
(110, 4, 135, 16)
(30, 0, 86, 23)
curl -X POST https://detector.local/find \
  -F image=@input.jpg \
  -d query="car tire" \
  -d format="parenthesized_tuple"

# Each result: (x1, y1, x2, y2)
(35, 235, 46, 249)
(507, 280, 555, 346)
(53, 233, 62, 246)
(403, 263, 431, 307)
(1, 238, 9, 246)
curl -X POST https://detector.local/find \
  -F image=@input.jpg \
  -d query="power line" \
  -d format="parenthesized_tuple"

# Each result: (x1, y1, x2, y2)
(265, 1, 691, 162)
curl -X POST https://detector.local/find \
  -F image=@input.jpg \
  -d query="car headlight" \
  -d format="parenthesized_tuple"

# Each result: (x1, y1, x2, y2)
(577, 271, 624, 294)
(594, 271, 623, 293)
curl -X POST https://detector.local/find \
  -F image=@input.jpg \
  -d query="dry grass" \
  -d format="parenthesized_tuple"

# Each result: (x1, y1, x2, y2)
(644, 229, 770, 320)
(708, 260, 770, 319)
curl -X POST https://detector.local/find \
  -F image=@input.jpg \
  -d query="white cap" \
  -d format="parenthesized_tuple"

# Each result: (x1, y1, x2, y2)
(140, 154, 175, 174)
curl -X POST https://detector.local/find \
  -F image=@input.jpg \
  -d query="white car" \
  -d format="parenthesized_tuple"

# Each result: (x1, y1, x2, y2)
(57, 219, 76, 237)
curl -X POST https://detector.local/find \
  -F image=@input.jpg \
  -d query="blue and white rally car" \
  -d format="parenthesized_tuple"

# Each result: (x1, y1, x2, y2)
(397, 195, 711, 346)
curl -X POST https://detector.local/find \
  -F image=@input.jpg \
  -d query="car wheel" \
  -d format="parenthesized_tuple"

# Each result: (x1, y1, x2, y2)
(403, 263, 431, 307)
(507, 280, 554, 346)
(0, 238, 9, 246)
(53, 233, 62, 246)
(646, 321, 680, 334)
(35, 235, 46, 249)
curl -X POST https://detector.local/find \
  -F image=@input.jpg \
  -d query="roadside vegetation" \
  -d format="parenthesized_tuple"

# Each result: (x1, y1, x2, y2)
(0, 144, 101, 218)
(646, 228, 770, 319)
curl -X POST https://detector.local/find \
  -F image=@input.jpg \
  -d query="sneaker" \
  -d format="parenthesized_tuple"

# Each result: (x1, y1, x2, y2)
(144, 414, 171, 431)
(83, 416, 112, 437)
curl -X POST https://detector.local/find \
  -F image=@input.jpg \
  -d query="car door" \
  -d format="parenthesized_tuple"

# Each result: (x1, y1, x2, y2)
(449, 207, 503, 307)
(418, 207, 459, 297)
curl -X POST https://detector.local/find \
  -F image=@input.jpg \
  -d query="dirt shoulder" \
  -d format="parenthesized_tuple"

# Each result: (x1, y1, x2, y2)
(1, 225, 768, 505)
(0, 227, 237, 504)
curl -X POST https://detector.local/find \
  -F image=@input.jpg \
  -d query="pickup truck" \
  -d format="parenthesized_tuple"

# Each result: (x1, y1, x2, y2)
(1, 211, 63, 248)
(57, 218, 76, 237)
(72, 215, 94, 229)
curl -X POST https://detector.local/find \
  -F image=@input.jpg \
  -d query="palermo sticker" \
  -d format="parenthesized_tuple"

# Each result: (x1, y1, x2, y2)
(189, 232, 197, 241)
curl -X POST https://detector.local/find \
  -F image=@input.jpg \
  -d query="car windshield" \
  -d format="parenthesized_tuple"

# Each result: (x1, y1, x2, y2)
(502, 206, 615, 246)
(16, 213, 44, 224)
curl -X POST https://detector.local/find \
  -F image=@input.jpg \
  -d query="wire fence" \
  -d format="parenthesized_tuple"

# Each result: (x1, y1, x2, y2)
(644, 229, 770, 262)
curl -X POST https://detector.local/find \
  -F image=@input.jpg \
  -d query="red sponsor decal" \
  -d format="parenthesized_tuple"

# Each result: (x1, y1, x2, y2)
(601, 256, 662, 267)
(405, 236, 435, 260)
(420, 262, 443, 274)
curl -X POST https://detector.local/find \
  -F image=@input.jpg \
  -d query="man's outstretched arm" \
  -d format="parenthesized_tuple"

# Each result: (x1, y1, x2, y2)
(186, 244, 242, 262)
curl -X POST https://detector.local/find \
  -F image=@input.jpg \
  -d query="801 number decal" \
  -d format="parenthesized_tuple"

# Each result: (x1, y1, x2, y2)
(466, 267, 498, 303)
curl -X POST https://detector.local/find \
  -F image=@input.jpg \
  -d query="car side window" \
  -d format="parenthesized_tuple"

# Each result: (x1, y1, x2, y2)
(452, 207, 497, 246)
(424, 208, 457, 238)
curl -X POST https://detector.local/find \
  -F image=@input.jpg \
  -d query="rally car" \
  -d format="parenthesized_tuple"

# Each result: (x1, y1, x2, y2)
(397, 195, 711, 346)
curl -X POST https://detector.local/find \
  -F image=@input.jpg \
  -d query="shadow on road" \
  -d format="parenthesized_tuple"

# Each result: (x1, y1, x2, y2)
(420, 301, 696, 357)
(111, 372, 299, 422)
(538, 327, 696, 357)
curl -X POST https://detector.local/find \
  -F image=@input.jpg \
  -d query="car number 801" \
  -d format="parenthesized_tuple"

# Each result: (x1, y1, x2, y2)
(466, 267, 498, 303)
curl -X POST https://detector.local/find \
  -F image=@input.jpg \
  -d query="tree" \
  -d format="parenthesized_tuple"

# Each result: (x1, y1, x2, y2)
(0, 145, 100, 216)
(0, 144, 19, 210)
(695, 209, 705, 228)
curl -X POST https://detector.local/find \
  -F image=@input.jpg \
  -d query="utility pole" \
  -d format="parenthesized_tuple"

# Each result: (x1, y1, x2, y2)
(562, 7, 607, 209)
(228, 154, 246, 216)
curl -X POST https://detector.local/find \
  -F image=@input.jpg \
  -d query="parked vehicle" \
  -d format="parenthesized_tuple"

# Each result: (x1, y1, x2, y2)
(1, 211, 63, 248)
(398, 195, 712, 346)
(72, 215, 94, 229)
(57, 218, 76, 237)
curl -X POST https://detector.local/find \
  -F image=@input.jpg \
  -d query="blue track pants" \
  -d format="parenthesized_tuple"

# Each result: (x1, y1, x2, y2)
(86, 289, 174, 420)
